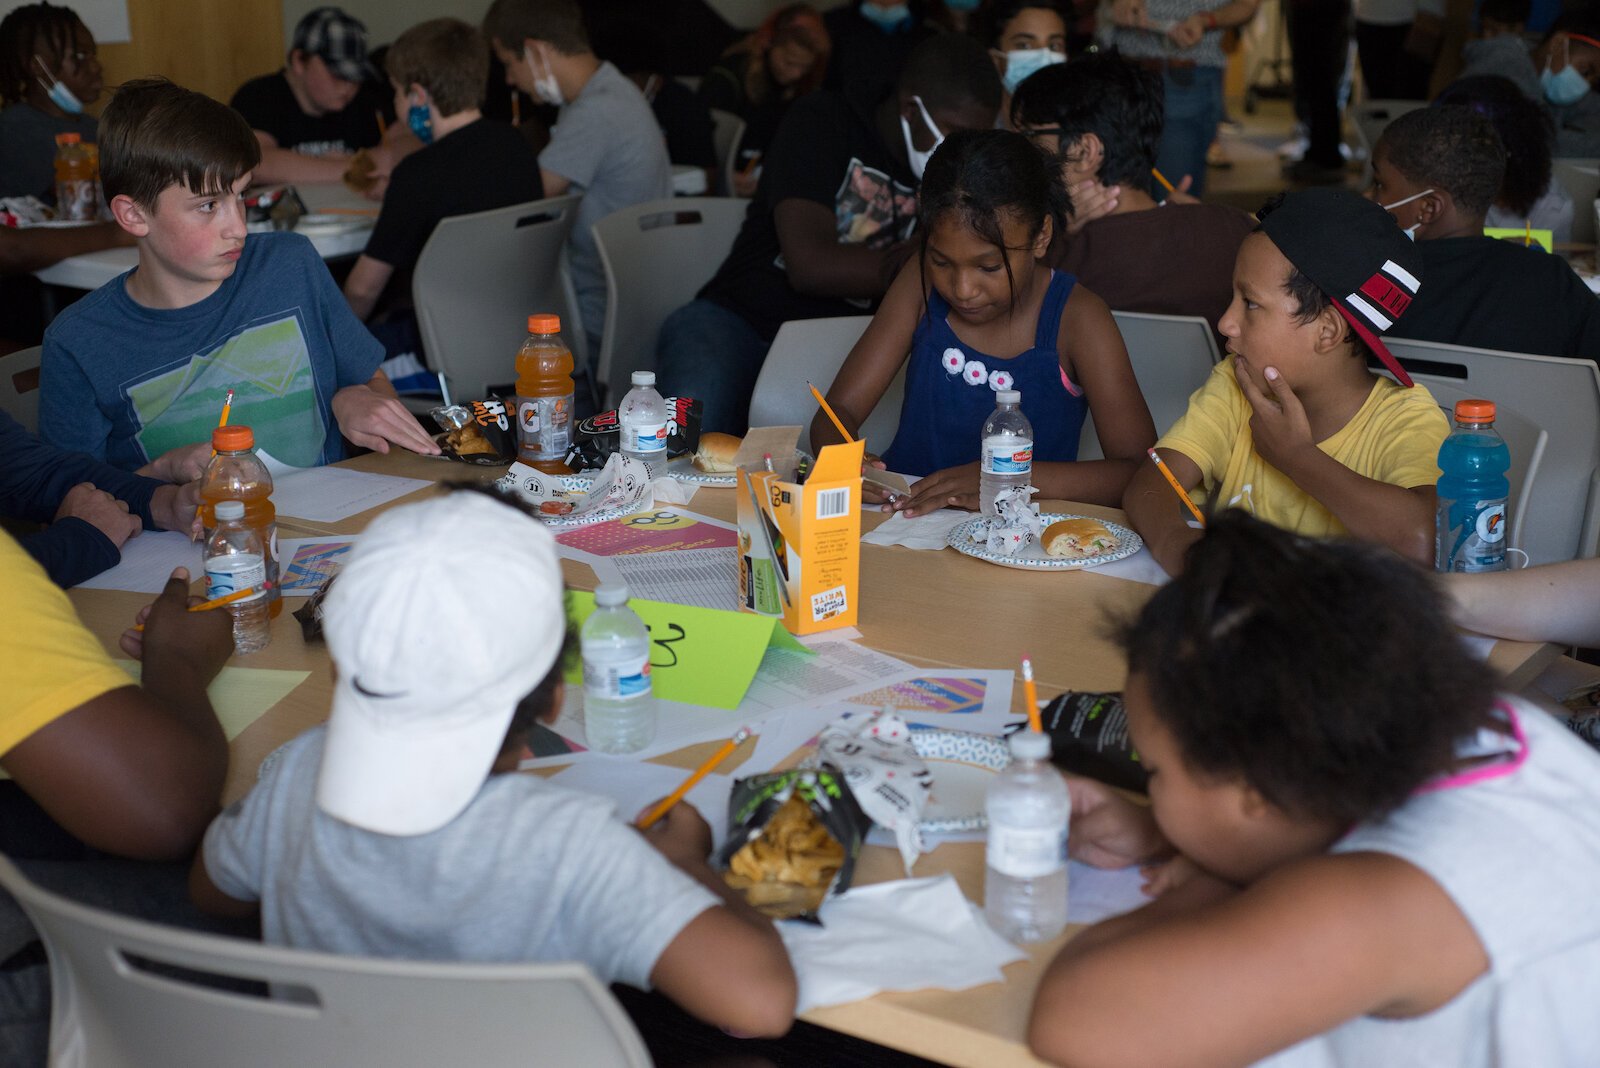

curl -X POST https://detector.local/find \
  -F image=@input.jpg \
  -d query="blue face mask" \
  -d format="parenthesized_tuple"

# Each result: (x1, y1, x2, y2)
(34, 54, 83, 115)
(944, 0, 982, 10)
(407, 102, 433, 144)
(1542, 61, 1591, 106)
(1001, 48, 1065, 95)
(861, 3, 913, 32)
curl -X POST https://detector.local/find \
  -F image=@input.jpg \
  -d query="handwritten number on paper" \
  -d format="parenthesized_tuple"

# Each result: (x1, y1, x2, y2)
(650, 622, 686, 667)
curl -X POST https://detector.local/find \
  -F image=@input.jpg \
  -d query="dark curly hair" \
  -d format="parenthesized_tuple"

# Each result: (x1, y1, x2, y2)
(0, 2, 83, 106)
(1377, 104, 1507, 218)
(1010, 53, 1163, 196)
(1434, 75, 1554, 218)
(1119, 511, 1498, 826)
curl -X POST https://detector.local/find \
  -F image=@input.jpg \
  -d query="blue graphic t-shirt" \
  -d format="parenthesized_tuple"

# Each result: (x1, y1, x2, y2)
(39, 232, 383, 470)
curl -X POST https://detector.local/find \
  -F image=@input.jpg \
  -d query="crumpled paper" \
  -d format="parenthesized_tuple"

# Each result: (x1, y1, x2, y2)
(815, 711, 930, 873)
(778, 875, 1027, 1012)
(496, 454, 654, 519)
(971, 484, 1044, 555)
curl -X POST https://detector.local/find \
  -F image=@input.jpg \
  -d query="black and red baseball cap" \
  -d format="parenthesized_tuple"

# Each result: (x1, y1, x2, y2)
(1257, 188, 1423, 387)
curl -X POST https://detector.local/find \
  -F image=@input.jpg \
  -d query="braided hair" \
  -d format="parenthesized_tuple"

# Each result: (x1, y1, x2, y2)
(0, 3, 84, 106)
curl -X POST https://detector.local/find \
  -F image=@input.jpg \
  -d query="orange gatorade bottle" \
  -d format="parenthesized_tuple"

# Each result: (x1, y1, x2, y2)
(53, 132, 99, 221)
(514, 313, 575, 473)
(199, 426, 282, 618)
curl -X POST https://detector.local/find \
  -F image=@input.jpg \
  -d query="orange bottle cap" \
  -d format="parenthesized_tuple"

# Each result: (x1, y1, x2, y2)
(1453, 399, 1496, 423)
(55, 132, 82, 145)
(527, 313, 561, 334)
(213, 425, 255, 451)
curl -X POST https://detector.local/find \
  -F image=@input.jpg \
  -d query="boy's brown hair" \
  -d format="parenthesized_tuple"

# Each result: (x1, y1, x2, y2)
(482, 0, 589, 56)
(99, 78, 260, 209)
(385, 18, 488, 117)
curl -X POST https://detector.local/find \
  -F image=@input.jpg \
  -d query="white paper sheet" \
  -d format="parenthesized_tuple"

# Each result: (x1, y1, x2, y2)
(1067, 862, 1149, 925)
(73, 531, 203, 593)
(258, 451, 430, 522)
(546, 761, 738, 852)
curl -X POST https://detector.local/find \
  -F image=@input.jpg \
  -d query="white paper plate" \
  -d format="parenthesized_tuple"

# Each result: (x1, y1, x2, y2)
(946, 512, 1143, 571)
(30, 218, 99, 228)
(574, 453, 736, 486)
(911, 728, 1011, 834)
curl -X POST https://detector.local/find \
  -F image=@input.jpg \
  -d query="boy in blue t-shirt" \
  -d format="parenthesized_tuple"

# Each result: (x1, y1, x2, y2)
(38, 78, 439, 476)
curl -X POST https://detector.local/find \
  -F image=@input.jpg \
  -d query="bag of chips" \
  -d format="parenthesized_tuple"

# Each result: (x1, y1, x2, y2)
(564, 395, 703, 470)
(1024, 690, 1149, 793)
(431, 398, 518, 465)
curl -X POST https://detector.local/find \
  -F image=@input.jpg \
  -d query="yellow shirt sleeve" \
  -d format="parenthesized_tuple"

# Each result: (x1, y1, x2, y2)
(1367, 381, 1451, 490)
(0, 533, 136, 757)
(1155, 358, 1248, 493)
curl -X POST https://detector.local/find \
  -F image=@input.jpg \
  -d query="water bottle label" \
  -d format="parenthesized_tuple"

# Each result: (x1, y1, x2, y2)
(516, 393, 572, 462)
(583, 653, 652, 700)
(622, 421, 669, 454)
(982, 439, 1034, 476)
(205, 554, 268, 603)
(986, 824, 1066, 879)
(1436, 496, 1507, 572)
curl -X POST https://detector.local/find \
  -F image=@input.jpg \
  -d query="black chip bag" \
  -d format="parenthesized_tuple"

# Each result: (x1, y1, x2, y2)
(431, 398, 518, 465)
(1019, 690, 1149, 793)
(563, 395, 703, 470)
(715, 767, 870, 921)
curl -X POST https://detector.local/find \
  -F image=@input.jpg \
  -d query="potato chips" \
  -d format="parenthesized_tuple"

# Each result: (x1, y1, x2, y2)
(717, 769, 869, 920)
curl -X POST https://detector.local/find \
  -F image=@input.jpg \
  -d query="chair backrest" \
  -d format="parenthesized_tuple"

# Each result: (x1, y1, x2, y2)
(0, 855, 651, 1068)
(593, 197, 749, 405)
(1383, 337, 1600, 564)
(1078, 312, 1219, 460)
(1551, 158, 1600, 244)
(0, 345, 43, 434)
(749, 316, 908, 446)
(412, 195, 585, 406)
(708, 108, 747, 197)
(1349, 98, 1427, 169)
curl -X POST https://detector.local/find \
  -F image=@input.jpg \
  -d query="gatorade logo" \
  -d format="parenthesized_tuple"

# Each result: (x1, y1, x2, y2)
(1476, 505, 1506, 544)
(519, 402, 539, 433)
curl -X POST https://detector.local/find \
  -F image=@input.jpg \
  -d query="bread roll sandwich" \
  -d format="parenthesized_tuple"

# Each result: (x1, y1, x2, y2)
(693, 431, 742, 473)
(1042, 517, 1119, 559)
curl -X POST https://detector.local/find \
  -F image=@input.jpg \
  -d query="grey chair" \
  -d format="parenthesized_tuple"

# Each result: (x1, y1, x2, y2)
(412, 195, 585, 406)
(0, 345, 42, 433)
(709, 108, 748, 197)
(1551, 158, 1600, 244)
(749, 315, 908, 449)
(1078, 312, 1219, 460)
(0, 855, 651, 1068)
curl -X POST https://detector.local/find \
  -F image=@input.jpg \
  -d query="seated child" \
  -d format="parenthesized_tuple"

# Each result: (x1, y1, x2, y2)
(0, 3, 100, 203)
(1369, 104, 1600, 359)
(1458, 8, 1600, 156)
(811, 127, 1155, 513)
(1029, 511, 1600, 1067)
(1123, 188, 1449, 575)
(1435, 75, 1574, 244)
(342, 18, 543, 323)
(190, 488, 797, 1038)
(38, 78, 439, 477)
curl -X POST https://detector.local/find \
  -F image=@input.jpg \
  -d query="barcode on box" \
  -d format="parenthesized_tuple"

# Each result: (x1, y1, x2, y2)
(811, 584, 848, 622)
(816, 487, 850, 519)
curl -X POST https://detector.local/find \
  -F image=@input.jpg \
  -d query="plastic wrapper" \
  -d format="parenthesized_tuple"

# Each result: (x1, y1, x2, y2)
(816, 711, 931, 873)
(0, 196, 53, 227)
(242, 185, 304, 229)
(564, 395, 702, 470)
(1012, 691, 1149, 793)
(716, 767, 870, 921)
(292, 572, 338, 643)
(431, 398, 518, 465)
(495, 453, 652, 519)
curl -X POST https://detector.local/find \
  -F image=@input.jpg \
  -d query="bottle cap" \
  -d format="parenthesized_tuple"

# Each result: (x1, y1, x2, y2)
(55, 132, 81, 145)
(996, 389, 1021, 405)
(631, 371, 656, 387)
(1453, 399, 1496, 424)
(527, 313, 561, 334)
(214, 500, 245, 521)
(594, 584, 630, 607)
(213, 425, 255, 451)
(1008, 730, 1050, 761)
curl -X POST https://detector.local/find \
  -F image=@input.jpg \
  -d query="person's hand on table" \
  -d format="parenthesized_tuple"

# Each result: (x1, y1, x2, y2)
(1140, 853, 1209, 897)
(119, 567, 233, 675)
(1064, 774, 1170, 870)
(894, 462, 980, 516)
(138, 440, 214, 484)
(55, 482, 141, 549)
(150, 479, 205, 539)
(859, 454, 901, 509)
(637, 800, 714, 868)
(332, 385, 443, 456)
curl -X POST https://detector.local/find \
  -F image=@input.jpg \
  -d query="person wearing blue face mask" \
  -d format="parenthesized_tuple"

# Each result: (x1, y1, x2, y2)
(983, 0, 1068, 125)
(1459, 10, 1600, 157)
(0, 3, 101, 206)
(824, 0, 937, 117)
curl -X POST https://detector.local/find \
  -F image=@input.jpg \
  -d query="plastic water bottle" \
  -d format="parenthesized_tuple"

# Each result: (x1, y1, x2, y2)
(619, 371, 670, 478)
(979, 389, 1034, 516)
(1436, 399, 1510, 573)
(204, 500, 270, 654)
(985, 730, 1070, 943)
(581, 585, 656, 753)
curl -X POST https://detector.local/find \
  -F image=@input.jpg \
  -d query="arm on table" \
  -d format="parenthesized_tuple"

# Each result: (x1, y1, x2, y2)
(775, 198, 911, 299)
(247, 131, 351, 186)
(342, 254, 395, 322)
(1122, 448, 1205, 575)
(0, 222, 134, 276)
(332, 372, 442, 456)
(1447, 559, 1600, 647)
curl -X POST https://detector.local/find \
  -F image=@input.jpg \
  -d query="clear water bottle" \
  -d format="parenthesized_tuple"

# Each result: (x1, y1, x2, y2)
(985, 730, 1070, 943)
(1436, 399, 1510, 573)
(204, 500, 270, 655)
(619, 370, 670, 478)
(979, 389, 1034, 516)
(581, 584, 656, 753)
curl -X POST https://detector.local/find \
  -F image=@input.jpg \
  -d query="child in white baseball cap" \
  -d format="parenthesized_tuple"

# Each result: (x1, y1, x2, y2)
(190, 486, 796, 1037)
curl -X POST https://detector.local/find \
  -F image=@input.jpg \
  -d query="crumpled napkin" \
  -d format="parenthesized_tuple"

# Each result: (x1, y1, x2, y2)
(778, 874, 1026, 1012)
(647, 476, 698, 505)
(861, 508, 970, 550)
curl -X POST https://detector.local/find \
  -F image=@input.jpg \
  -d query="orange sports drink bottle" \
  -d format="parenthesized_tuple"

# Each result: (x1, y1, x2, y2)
(53, 132, 99, 221)
(198, 425, 282, 618)
(515, 313, 575, 473)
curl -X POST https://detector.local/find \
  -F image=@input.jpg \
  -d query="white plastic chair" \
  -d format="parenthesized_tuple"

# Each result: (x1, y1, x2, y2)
(1551, 158, 1600, 244)
(1078, 312, 1219, 460)
(592, 197, 748, 406)
(708, 108, 747, 197)
(412, 194, 586, 406)
(1383, 338, 1600, 564)
(0, 855, 651, 1068)
(1349, 98, 1427, 171)
(749, 316, 908, 448)
(0, 345, 42, 434)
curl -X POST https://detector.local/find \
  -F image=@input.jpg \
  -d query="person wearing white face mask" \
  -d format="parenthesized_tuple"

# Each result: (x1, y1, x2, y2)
(983, 0, 1068, 127)
(1366, 105, 1600, 361)
(484, 0, 672, 397)
(0, 3, 101, 205)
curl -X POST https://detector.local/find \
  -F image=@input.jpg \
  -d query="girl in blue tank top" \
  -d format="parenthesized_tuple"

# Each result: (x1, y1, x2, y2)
(809, 128, 1154, 515)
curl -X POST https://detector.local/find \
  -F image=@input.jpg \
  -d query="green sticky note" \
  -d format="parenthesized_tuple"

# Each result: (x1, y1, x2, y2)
(1484, 226, 1553, 252)
(114, 661, 311, 740)
(566, 593, 811, 710)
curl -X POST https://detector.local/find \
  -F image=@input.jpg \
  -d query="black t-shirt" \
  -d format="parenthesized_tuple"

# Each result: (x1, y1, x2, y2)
(363, 118, 543, 274)
(822, 4, 936, 119)
(1389, 236, 1600, 360)
(699, 91, 917, 340)
(230, 71, 392, 157)
(649, 78, 717, 169)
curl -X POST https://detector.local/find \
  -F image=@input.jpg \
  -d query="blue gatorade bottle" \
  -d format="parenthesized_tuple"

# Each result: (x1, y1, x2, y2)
(1435, 399, 1510, 573)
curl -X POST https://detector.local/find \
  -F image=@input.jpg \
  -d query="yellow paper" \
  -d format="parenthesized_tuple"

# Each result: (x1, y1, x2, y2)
(1483, 226, 1553, 252)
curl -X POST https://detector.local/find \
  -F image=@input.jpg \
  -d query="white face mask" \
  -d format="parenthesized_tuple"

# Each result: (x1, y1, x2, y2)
(524, 44, 563, 106)
(900, 95, 944, 180)
(1382, 187, 1434, 240)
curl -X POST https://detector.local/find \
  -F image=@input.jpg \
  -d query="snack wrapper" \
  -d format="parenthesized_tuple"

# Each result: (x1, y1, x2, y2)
(0, 196, 53, 227)
(815, 711, 931, 874)
(564, 396, 703, 470)
(969, 484, 1044, 556)
(242, 185, 304, 229)
(1017, 691, 1149, 793)
(495, 452, 653, 519)
(716, 767, 870, 921)
(431, 398, 518, 465)
(292, 572, 338, 643)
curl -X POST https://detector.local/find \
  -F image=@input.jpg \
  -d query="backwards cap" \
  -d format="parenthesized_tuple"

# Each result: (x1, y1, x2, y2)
(1257, 187, 1423, 387)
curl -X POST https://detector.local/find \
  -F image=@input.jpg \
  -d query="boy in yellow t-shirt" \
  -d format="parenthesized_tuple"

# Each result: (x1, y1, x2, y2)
(1124, 188, 1449, 574)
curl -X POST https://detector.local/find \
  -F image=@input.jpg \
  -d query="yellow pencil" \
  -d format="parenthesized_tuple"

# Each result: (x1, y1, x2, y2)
(1151, 167, 1176, 195)
(132, 580, 275, 632)
(1021, 656, 1043, 734)
(191, 388, 234, 534)
(1148, 448, 1206, 527)
(636, 727, 753, 830)
(375, 110, 387, 138)
(808, 381, 855, 444)
(1524, 219, 1532, 247)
